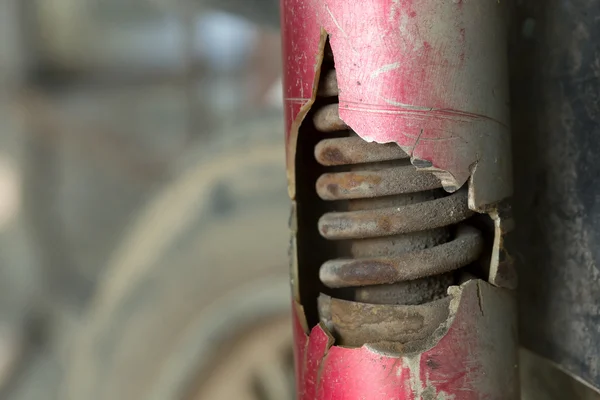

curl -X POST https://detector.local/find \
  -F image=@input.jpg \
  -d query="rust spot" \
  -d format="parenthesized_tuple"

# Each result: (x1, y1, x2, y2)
(409, 11, 417, 18)
(343, 172, 382, 187)
(315, 136, 409, 166)
(378, 216, 392, 232)
(317, 164, 443, 201)
(321, 147, 349, 165)
(326, 183, 339, 196)
(321, 259, 399, 288)
(318, 189, 473, 240)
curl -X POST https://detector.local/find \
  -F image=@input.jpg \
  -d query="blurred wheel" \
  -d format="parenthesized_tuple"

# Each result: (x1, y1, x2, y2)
(63, 112, 293, 400)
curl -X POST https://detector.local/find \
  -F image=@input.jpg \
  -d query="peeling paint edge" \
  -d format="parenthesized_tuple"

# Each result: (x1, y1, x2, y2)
(295, 279, 487, 357)
(286, 29, 329, 201)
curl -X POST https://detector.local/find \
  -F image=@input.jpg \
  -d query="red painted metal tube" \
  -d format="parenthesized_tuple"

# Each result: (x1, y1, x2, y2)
(292, 281, 517, 399)
(282, 1, 518, 399)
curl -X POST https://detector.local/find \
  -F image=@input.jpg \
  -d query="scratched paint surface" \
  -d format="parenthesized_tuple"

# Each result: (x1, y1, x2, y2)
(283, 1, 516, 398)
(282, 0, 512, 209)
(293, 281, 519, 400)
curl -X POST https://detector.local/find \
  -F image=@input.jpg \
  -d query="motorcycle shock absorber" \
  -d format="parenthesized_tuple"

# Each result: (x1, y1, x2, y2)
(312, 56, 485, 348)
(283, 1, 519, 399)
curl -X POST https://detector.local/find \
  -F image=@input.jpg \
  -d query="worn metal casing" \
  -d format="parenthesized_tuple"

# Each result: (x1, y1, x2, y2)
(292, 282, 517, 399)
(283, 1, 517, 399)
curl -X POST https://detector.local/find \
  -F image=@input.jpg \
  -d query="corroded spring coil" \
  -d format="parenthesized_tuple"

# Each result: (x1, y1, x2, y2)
(313, 65, 484, 346)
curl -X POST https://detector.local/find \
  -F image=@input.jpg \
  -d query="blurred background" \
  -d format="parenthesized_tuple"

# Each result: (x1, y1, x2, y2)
(0, 1, 293, 399)
(0, 1, 599, 400)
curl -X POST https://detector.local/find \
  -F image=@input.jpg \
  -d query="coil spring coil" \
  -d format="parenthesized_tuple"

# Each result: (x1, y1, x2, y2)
(313, 66, 484, 313)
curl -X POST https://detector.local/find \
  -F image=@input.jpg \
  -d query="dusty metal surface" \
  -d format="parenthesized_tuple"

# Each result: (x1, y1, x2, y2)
(315, 167, 443, 201)
(315, 136, 408, 167)
(308, 48, 486, 347)
(284, 1, 518, 396)
(318, 189, 473, 240)
(282, 0, 512, 211)
(319, 226, 483, 288)
(295, 280, 518, 400)
(510, 0, 600, 392)
(318, 295, 450, 348)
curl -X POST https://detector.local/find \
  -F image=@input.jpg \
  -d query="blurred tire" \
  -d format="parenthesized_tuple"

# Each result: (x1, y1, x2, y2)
(62, 111, 293, 400)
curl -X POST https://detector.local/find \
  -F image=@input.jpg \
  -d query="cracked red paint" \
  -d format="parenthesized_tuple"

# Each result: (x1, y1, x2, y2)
(282, 0, 512, 209)
(283, 1, 516, 398)
(293, 281, 519, 399)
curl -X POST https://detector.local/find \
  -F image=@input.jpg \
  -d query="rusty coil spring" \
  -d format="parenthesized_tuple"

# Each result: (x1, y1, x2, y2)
(313, 67, 484, 315)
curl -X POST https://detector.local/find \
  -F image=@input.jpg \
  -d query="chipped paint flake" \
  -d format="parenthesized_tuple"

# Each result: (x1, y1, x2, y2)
(314, 0, 512, 209)
(406, 354, 424, 397)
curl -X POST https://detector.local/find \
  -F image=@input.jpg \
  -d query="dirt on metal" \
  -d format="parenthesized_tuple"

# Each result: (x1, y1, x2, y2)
(319, 295, 450, 348)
